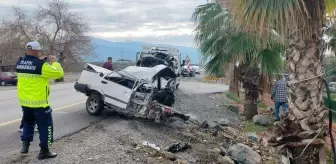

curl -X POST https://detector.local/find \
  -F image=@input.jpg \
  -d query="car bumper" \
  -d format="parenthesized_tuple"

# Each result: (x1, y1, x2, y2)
(3, 79, 17, 84)
(74, 82, 88, 95)
(181, 72, 189, 75)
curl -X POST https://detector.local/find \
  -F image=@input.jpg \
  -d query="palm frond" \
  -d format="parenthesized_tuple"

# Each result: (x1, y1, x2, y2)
(220, 0, 313, 41)
(203, 52, 231, 76)
(192, 3, 232, 45)
(258, 49, 283, 77)
(193, 1, 285, 77)
(224, 32, 260, 63)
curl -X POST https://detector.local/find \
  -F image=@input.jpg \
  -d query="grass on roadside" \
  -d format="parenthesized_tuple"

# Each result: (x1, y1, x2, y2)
(331, 93, 336, 101)
(225, 91, 271, 134)
(326, 147, 333, 164)
(243, 120, 271, 134)
(225, 91, 243, 104)
(258, 101, 267, 109)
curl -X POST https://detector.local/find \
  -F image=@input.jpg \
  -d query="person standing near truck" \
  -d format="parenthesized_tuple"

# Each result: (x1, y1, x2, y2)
(17, 41, 64, 160)
(103, 57, 113, 70)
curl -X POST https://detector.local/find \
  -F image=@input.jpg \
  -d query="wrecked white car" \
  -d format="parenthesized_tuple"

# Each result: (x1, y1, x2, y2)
(136, 47, 181, 90)
(74, 63, 188, 123)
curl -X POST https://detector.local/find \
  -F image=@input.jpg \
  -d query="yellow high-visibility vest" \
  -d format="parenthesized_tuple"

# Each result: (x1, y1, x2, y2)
(16, 55, 64, 108)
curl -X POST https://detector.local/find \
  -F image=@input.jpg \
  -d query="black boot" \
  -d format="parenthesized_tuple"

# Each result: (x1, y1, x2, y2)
(38, 148, 57, 160)
(20, 142, 30, 154)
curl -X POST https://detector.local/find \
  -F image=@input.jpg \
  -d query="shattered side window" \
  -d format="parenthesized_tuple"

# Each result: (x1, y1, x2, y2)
(106, 77, 135, 89)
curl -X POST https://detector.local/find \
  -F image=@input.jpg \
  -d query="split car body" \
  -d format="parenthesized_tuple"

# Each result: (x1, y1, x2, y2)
(74, 63, 188, 122)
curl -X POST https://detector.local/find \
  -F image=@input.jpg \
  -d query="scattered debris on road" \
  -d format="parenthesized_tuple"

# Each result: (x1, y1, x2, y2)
(142, 141, 161, 151)
(0, 91, 282, 164)
(165, 142, 191, 153)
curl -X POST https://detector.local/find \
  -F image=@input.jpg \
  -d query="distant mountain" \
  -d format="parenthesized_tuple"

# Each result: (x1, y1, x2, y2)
(86, 38, 201, 64)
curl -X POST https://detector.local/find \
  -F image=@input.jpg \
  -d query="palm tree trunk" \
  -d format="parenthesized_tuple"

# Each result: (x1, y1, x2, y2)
(284, 38, 326, 163)
(269, 1, 327, 161)
(239, 64, 259, 120)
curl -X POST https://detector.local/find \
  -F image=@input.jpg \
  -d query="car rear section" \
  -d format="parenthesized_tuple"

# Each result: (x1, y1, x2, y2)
(0, 72, 17, 86)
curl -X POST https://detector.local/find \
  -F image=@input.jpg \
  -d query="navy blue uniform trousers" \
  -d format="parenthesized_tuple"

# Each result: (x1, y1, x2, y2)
(21, 106, 54, 149)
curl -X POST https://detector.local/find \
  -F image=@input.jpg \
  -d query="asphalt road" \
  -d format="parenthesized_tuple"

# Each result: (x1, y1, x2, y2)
(0, 74, 229, 158)
(0, 83, 104, 157)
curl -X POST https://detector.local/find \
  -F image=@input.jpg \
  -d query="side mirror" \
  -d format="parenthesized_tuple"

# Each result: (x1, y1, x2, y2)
(98, 72, 104, 77)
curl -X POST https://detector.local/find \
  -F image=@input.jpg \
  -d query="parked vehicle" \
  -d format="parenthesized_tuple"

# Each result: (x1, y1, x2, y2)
(0, 72, 17, 86)
(74, 63, 189, 123)
(192, 65, 201, 74)
(181, 66, 195, 77)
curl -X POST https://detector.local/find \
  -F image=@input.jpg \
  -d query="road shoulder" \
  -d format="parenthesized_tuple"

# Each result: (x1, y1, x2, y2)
(0, 91, 242, 164)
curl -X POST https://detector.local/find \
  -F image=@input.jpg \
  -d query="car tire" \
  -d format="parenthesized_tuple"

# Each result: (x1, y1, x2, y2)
(1, 81, 6, 86)
(86, 92, 104, 116)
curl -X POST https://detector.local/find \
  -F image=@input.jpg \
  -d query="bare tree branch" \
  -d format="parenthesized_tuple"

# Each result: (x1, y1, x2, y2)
(0, 0, 94, 68)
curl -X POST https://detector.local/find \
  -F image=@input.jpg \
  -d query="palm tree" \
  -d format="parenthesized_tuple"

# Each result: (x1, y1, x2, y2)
(218, 0, 336, 162)
(192, 3, 284, 120)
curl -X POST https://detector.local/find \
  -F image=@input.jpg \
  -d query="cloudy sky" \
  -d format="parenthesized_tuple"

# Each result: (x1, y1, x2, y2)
(0, 0, 207, 47)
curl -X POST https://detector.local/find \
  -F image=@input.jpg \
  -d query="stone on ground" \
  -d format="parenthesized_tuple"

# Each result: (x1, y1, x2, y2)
(228, 143, 261, 164)
(218, 118, 230, 126)
(246, 132, 258, 142)
(266, 106, 274, 112)
(252, 115, 271, 126)
(217, 156, 235, 164)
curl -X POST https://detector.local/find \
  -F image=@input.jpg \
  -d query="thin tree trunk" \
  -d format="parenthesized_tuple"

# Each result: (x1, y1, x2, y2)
(229, 62, 239, 97)
(263, 75, 271, 94)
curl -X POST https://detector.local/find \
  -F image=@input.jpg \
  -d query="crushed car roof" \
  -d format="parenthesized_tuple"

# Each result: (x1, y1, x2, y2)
(84, 63, 176, 81)
(119, 65, 176, 81)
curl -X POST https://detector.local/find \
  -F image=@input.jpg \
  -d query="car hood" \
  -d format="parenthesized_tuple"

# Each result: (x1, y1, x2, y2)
(120, 65, 176, 82)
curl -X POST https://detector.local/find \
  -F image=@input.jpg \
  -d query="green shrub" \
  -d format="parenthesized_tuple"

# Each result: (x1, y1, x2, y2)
(226, 91, 242, 103)
(258, 102, 267, 109)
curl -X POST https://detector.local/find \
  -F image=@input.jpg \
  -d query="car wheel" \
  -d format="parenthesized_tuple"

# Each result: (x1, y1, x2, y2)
(1, 81, 6, 86)
(86, 92, 104, 116)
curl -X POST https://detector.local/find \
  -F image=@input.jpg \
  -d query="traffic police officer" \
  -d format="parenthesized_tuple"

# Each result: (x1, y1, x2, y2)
(17, 41, 64, 160)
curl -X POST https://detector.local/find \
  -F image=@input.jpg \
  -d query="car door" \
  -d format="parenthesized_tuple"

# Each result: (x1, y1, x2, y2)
(100, 76, 132, 110)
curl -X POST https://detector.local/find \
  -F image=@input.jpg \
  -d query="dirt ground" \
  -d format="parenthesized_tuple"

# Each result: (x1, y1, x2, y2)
(0, 85, 247, 164)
